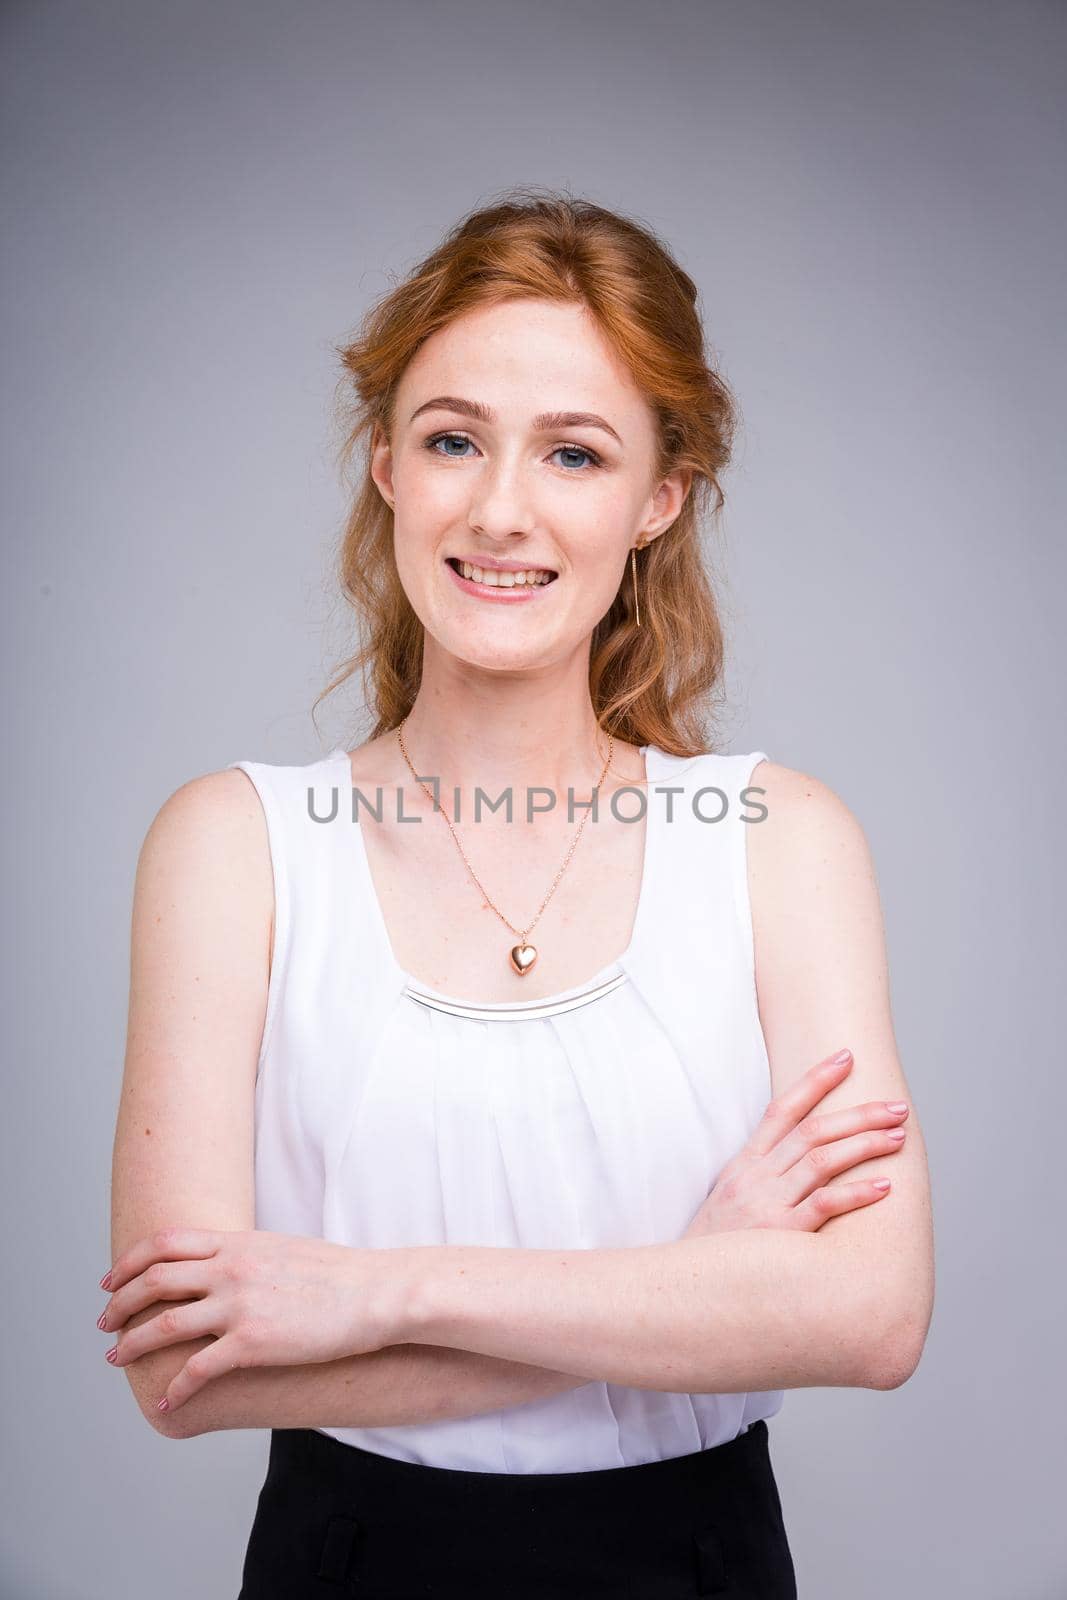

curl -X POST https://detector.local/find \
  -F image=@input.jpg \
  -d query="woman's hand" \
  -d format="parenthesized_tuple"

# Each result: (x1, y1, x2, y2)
(96, 1228, 410, 1416)
(683, 1048, 907, 1238)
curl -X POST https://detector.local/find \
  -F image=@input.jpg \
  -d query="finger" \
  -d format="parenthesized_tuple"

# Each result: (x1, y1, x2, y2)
(101, 1261, 210, 1334)
(157, 1334, 249, 1416)
(746, 1051, 854, 1159)
(790, 1177, 892, 1230)
(781, 1129, 906, 1204)
(770, 1099, 909, 1177)
(106, 1300, 219, 1367)
(104, 1227, 222, 1294)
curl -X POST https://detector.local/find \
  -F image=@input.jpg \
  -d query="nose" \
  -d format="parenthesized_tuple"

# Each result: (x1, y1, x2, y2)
(466, 452, 538, 540)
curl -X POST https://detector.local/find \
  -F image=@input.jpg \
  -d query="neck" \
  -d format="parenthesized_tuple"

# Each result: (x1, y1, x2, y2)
(395, 653, 642, 804)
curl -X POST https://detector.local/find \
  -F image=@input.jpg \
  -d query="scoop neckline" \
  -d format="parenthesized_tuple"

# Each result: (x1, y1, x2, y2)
(328, 743, 660, 1011)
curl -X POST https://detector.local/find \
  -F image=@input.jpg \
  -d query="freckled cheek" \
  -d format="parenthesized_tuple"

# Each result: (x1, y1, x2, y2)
(403, 456, 464, 502)
(564, 498, 633, 574)
(396, 477, 454, 523)
(392, 501, 452, 573)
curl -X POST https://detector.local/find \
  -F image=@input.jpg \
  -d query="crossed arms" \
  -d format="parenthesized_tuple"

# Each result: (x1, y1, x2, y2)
(108, 759, 933, 1439)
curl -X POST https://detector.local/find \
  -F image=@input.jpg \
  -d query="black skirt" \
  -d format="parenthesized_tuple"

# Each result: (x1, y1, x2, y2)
(237, 1418, 797, 1598)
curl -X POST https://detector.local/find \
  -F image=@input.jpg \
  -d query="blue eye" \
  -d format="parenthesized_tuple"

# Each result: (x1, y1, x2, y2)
(551, 444, 601, 471)
(423, 433, 603, 471)
(426, 432, 477, 459)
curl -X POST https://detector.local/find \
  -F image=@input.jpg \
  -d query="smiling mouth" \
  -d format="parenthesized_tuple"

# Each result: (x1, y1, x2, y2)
(445, 557, 558, 586)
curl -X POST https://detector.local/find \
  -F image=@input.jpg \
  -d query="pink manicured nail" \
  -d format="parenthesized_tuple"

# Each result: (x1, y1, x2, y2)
(99, 1271, 112, 1289)
(157, 1397, 170, 1412)
(97, 1310, 107, 1330)
(105, 1347, 118, 1363)
(831, 1049, 851, 1064)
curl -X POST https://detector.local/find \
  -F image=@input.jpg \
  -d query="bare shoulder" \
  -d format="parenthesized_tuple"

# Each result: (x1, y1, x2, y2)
(141, 764, 272, 862)
(743, 755, 893, 1088)
(747, 756, 867, 848)
(128, 761, 276, 1103)
(745, 757, 874, 914)
(136, 765, 276, 947)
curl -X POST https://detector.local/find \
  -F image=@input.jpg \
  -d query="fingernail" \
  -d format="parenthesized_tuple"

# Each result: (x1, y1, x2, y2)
(873, 1179, 891, 1192)
(99, 1271, 112, 1290)
(887, 1129, 906, 1142)
(831, 1049, 851, 1064)
(157, 1397, 170, 1412)
(886, 1101, 908, 1114)
(105, 1347, 118, 1364)
(97, 1310, 107, 1331)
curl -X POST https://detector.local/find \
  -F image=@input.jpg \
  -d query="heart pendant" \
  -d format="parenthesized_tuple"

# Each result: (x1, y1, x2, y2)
(509, 943, 538, 977)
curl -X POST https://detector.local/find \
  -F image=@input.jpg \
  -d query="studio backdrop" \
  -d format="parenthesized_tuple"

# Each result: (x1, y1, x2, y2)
(2, 2, 1063, 1596)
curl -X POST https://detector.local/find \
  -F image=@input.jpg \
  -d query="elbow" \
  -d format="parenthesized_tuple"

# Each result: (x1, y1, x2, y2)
(854, 1254, 935, 1392)
(866, 1342, 919, 1392)
(125, 1388, 198, 1441)
(865, 1309, 932, 1392)
(125, 1360, 203, 1441)
(148, 1406, 201, 1441)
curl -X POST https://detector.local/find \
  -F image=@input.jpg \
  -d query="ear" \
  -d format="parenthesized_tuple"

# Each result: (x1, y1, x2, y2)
(370, 422, 396, 510)
(641, 466, 692, 543)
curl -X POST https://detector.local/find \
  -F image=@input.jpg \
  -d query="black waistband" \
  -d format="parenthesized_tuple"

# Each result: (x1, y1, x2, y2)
(270, 1416, 771, 1515)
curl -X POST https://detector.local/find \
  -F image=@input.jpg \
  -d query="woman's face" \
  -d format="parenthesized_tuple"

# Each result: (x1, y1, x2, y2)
(371, 297, 689, 673)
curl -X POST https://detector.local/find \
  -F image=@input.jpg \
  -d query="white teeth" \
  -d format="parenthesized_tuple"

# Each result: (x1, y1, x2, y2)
(457, 561, 554, 587)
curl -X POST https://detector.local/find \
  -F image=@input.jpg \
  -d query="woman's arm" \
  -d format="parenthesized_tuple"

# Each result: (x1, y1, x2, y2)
(379, 762, 935, 1394)
(114, 771, 586, 1441)
(144, 1331, 588, 1440)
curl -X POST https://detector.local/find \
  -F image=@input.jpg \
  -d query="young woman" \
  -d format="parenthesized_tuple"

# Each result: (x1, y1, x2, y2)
(101, 191, 934, 1597)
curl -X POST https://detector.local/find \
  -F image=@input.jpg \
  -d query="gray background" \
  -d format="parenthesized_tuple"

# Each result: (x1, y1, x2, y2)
(3, 0, 1064, 1595)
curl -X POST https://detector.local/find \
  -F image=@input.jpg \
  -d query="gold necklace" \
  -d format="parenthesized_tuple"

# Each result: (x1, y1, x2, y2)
(395, 720, 615, 978)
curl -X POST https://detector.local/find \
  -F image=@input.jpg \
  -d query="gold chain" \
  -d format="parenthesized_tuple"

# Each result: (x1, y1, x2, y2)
(395, 719, 615, 946)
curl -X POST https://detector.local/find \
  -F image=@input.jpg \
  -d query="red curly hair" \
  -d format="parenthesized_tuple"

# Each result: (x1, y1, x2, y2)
(315, 185, 742, 757)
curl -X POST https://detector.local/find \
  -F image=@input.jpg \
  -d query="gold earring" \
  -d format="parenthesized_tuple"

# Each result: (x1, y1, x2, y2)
(631, 539, 647, 628)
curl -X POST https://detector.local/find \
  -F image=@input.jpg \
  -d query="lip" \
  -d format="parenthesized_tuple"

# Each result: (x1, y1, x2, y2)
(444, 556, 557, 602)
(447, 554, 558, 575)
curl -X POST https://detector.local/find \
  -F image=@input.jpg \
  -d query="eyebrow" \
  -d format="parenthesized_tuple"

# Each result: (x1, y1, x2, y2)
(408, 395, 623, 447)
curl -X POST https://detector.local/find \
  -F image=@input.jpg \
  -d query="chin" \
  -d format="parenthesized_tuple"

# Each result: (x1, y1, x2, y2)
(424, 619, 555, 672)
(450, 640, 555, 673)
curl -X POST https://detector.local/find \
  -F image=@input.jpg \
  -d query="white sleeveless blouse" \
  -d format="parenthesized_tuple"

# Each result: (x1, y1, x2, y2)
(226, 743, 784, 1472)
